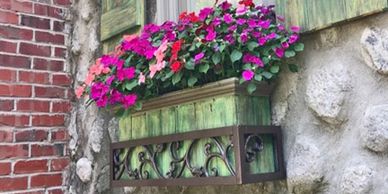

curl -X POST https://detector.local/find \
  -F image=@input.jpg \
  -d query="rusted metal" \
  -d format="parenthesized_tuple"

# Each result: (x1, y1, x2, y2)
(110, 125, 285, 187)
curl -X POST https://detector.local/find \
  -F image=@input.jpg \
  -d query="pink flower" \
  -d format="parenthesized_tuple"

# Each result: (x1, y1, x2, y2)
(154, 40, 168, 64)
(194, 52, 205, 63)
(290, 25, 301, 33)
(122, 94, 137, 109)
(236, 4, 247, 16)
(266, 32, 277, 40)
(274, 47, 284, 58)
(85, 73, 95, 86)
(288, 34, 299, 44)
(223, 14, 233, 24)
(138, 72, 146, 85)
(149, 61, 166, 78)
(89, 63, 103, 76)
(75, 86, 85, 99)
(123, 35, 137, 42)
(242, 70, 255, 81)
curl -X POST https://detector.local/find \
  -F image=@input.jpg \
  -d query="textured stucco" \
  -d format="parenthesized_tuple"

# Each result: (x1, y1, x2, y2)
(68, 1, 388, 193)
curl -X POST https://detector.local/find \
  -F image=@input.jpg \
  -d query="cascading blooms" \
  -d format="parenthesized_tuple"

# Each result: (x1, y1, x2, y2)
(76, 0, 304, 113)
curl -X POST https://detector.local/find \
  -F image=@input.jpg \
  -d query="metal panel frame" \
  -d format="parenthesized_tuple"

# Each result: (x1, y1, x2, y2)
(110, 125, 285, 187)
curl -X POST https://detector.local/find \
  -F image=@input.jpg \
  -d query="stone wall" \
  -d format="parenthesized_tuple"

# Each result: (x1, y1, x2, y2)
(68, 1, 388, 193)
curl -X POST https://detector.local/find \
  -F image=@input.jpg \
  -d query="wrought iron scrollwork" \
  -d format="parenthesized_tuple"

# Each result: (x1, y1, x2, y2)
(113, 136, 236, 180)
(245, 134, 264, 163)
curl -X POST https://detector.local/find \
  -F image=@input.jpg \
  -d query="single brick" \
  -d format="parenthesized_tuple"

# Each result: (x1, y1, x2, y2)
(52, 74, 71, 86)
(33, 58, 64, 71)
(0, 54, 30, 69)
(0, 144, 29, 159)
(0, 25, 33, 40)
(19, 42, 51, 57)
(14, 159, 48, 174)
(0, 177, 28, 192)
(0, 115, 29, 127)
(0, 10, 18, 24)
(50, 157, 69, 171)
(0, 162, 11, 175)
(0, 0, 32, 13)
(17, 100, 50, 112)
(32, 115, 65, 127)
(0, 100, 14, 111)
(20, 15, 50, 30)
(15, 129, 48, 142)
(0, 129, 13, 142)
(0, 69, 17, 82)
(35, 31, 65, 45)
(30, 173, 62, 188)
(0, 84, 32, 97)
(19, 71, 50, 84)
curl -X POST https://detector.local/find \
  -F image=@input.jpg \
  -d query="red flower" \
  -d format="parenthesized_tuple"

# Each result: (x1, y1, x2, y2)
(239, 0, 255, 7)
(170, 39, 184, 63)
(171, 61, 182, 73)
(179, 12, 199, 23)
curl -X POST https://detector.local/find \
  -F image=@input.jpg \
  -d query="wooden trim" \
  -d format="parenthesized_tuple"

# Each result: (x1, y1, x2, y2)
(131, 78, 273, 114)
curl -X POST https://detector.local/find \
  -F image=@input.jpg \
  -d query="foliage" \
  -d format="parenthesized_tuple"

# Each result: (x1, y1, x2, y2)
(76, 0, 304, 113)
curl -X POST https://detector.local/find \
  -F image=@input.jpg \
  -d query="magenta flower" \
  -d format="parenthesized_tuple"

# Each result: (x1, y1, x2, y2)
(220, 1, 232, 10)
(278, 24, 285, 31)
(240, 31, 248, 43)
(243, 53, 264, 67)
(236, 18, 246, 25)
(288, 34, 299, 44)
(281, 41, 289, 49)
(199, 7, 214, 21)
(117, 67, 136, 81)
(100, 55, 122, 68)
(96, 95, 108, 107)
(122, 94, 137, 109)
(225, 34, 235, 44)
(213, 17, 222, 26)
(290, 25, 301, 33)
(242, 70, 255, 81)
(194, 52, 205, 63)
(223, 14, 233, 24)
(109, 90, 123, 105)
(252, 31, 261, 38)
(266, 32, 277, 40)
(90, 82, 109, 100)
(106, 75, 115, 86)
(259, 20, 271, 29)
(228, 25, 237, 32)
(274, 47, 284, 58)
(206, 28, 216, 41)
(258, 36, 267, 46)
(247, 19, 259, 27)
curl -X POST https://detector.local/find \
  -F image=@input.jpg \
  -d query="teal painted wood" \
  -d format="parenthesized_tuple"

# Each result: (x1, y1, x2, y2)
(275, 0, 388, 32)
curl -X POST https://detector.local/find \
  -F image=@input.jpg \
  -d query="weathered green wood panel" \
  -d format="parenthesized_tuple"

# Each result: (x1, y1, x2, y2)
(101, 0, 145, 53)
(118, 116, 131, 142)
(236, 96, 271, 126)
(248, 135, 276, 174)
(276, 0, 388, 32)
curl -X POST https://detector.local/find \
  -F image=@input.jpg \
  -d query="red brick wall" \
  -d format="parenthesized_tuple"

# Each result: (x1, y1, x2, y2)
(0, 0, 72, 193)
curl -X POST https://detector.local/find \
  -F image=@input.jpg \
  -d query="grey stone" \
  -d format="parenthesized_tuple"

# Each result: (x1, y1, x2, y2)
(361, 104, 388, 153)
(88, 117, 105, 153)
(340, 165, 374, 194)
(361, 27, 388, 75)
(76, 158, 93, 183)
(305, 64, 351, 125)
(287, 140, 323, 193)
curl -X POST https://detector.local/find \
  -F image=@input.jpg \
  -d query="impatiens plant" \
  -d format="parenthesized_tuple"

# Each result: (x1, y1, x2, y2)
(76, 0, 304, 114)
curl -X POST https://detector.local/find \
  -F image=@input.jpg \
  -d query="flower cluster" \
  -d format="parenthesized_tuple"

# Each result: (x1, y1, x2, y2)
(76, 0, 303, 114)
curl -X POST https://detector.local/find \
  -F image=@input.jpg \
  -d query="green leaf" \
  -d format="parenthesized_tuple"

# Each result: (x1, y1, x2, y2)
(185, 60, 195, 70)
(115, 108, 125, 117)
(294, 43, 304, 52)
(247, 41, 259, 51)
(125, 80, 138, 91)
(199, 64, 210, 73)
(230, 50, 242, 63)
(247, 83, 257, 94)
(285, 50, 296, 58)
(134, 102, 142, 111)
(212, 53, 221, 64)
(262, 57, 269, 64)
(254, 75, 263, 81)
(219, 44, 226, 52)
(187, 76, 198, 87)
(262, 71, 273, 79)
(239, 78, 245, 84)
(242, 63, 252, 70)
(162, 71, 174, 81)
(172, 72, 183, 85)
(288, 64, 299, 72)
(270, 65, 280, 74)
